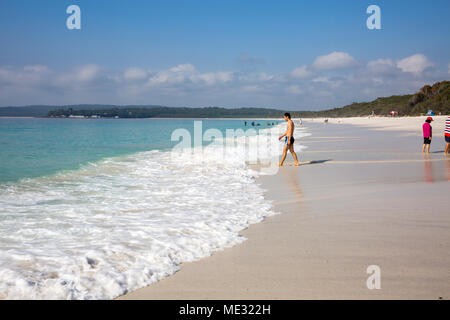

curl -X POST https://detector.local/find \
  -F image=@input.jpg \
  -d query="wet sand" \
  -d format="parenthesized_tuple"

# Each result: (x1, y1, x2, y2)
(118, 119, 450, 299)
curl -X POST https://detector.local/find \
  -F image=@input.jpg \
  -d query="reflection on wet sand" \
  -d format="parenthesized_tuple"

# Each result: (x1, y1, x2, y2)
(422, 155, 450, 183)
(280, 166, 303, 199)
(446, 157, 450, 181)
(423, 155, 433, 183)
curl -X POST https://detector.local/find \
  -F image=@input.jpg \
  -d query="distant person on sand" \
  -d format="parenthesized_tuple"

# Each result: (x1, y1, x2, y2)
(422, 117, 433, 153)
(278, 113, 299, 167)
(445, 116, 450, 155)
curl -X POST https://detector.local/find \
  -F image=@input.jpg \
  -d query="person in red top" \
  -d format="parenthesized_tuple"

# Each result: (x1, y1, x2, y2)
(422, 117, 433, 153)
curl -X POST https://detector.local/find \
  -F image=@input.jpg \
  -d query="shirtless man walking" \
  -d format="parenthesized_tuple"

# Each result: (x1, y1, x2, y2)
(278, 112, 299, 166)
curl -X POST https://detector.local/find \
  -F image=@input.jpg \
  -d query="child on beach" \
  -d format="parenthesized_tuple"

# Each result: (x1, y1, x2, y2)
(422, 117, 433, 153)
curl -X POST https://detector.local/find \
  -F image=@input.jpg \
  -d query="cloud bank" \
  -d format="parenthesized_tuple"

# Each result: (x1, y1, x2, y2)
(0, 52, 447, 109)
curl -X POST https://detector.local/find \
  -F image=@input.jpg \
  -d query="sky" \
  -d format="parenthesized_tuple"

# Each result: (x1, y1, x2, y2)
(0, 0, 449, 110)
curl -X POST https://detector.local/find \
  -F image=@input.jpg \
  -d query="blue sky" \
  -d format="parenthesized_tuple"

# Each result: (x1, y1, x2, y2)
(0, 0, 449, 109)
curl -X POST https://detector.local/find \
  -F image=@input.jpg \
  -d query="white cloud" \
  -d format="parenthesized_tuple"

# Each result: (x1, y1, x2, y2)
(55, 64, 104, 87)
(396, 54, 433, 74)
(312, 76, 343, 88)
(76, 64, 102, 82)
(312, 51, 357, 70)
(256, 72, 286, 83)
(123, 67, 147, 81)
(0, 54, 447, 109)
(23, 65, 49, 73)
(169, 63, 196, 73)
(190, 72, 233, 86)
(367, 58, 396, 74)
(0, 65, 51, 86)
(258, 72, 274, 81)
(146, 64, 234, 87)
(146, 64, 197, 86)
(286, 85, 303, 95)
(312, 76, 330, 83)
(290, 65, 312, 78)
(147, 72, 170, 86)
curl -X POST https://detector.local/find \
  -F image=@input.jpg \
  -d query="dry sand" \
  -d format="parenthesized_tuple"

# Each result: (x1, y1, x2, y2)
(118, 116, 450, 300)
(307, 115, 448, 134)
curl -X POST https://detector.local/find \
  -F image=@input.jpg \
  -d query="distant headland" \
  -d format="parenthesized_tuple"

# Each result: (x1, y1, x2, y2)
(1, 81, 448, 118)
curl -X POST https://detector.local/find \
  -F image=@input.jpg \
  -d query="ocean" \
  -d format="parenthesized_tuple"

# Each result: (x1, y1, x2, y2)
(0, 117, 309, 299)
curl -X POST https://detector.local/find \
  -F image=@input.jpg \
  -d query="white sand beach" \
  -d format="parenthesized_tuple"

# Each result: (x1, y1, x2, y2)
(308, 115, 448, 133)
(118, 116, 450, 300)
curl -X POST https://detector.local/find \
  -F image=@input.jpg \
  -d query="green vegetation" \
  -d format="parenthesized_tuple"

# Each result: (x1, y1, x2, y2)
(407, 81, 450, 115)
(2, 81, 449, 118)
(290, 81, 449, 118)
(0, 104, 150, 117)
(291, 94, 413, 118)
(47, 81, 449, 118)
(47, 106, 283, 118)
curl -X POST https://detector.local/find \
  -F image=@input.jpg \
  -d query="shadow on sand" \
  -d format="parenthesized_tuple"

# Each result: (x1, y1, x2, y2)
(301, 159, 333, 166)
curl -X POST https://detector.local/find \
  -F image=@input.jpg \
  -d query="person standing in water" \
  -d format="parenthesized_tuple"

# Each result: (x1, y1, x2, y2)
(278, 113, 299, 166)
(422, 117, 433, 153)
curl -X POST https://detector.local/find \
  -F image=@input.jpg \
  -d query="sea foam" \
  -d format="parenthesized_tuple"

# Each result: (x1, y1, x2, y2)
(0, 124, 310, 299)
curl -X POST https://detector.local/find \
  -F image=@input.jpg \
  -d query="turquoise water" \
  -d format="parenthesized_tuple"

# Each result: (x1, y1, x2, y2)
(0, 117, 294, 299)
(0, 118, 277, 183)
